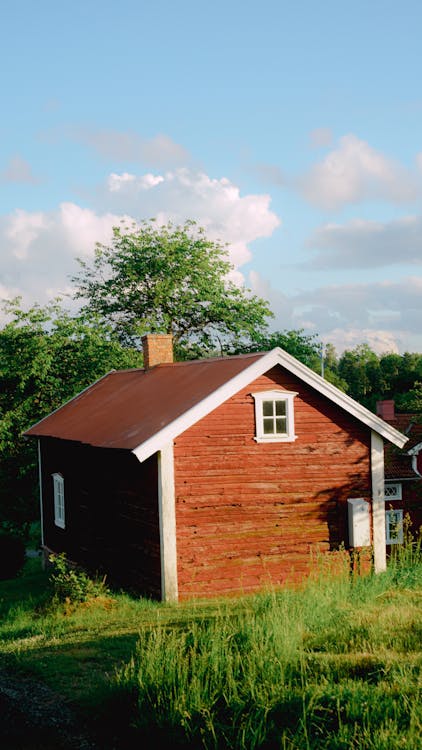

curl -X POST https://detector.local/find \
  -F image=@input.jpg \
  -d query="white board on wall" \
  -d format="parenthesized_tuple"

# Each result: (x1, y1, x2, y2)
(347, 498, 371, 547)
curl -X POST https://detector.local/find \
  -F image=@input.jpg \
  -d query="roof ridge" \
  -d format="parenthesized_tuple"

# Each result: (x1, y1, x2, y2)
(152, 352, 266, 368)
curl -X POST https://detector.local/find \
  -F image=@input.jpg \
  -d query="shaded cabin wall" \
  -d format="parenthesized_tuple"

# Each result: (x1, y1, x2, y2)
(40, 438, 161, 598)
(385, 479, 422, 544)
(174, 366, 371, 599)
(404, 479, 422, 534)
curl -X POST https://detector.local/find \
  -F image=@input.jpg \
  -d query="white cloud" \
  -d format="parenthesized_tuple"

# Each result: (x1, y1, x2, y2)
(248, 270, 293, 324)
(70, 128, 190, 168)
(1, 155, 40, 184)
(0, 169, 280, 307)
(59, 202, 126, 257)
(307, 214, 422, 269)
(0, 203, 123, 305)
(248, 162, 284, 187)
(98, 168, 281, 268)
(293, 277, 422, 328)
(5, 210, 50, 260)
(108, 172, 164, 192)
(326, 328, 401, 355)
(301, 134, 419, 210)
(249, 272, 422, 354)
(309, 127, 333, 149)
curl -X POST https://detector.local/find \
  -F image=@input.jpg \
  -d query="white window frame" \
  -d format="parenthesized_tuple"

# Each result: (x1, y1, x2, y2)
(252, 390, 298, 443)
(384, 482, 402, 501)
(385, 509, 404, 545)
(52, 473, 65, 529)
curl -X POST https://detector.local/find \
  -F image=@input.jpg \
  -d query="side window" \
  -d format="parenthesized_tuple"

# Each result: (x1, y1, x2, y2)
(385, 509, 403, 545)
(52, 473, 65, 529)
(252, 390, 298, 443)
(384, 483, 402, 501)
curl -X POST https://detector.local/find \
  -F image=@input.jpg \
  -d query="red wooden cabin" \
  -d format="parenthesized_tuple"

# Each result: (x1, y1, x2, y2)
(25, 336, 406, 601)
(376, 400, 422, 547)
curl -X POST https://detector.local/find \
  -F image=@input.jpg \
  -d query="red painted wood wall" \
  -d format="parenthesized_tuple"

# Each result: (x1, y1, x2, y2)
(174, 366, 371, 599)
(40, 437, 161, 598)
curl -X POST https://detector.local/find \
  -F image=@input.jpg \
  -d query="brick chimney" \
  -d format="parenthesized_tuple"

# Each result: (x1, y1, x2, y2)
(142, 334, 174, 369)
(376, 399, 395, 421)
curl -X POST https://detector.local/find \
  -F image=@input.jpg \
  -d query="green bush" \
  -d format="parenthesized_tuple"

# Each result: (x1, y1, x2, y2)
(48, 552, 108, 604)
(0, 533, 26, 580)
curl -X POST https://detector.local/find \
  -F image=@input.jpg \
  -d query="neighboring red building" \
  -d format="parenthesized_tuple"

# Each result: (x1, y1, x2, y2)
(25, 336, 407, 601)
(376, 400, 422, 547)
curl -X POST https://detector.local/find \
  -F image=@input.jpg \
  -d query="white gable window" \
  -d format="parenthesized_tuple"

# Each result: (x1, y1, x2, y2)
(385, 509, 404, 545)
(52, 473, 65, 529)
(384, 483, 402, 501)
(252, 390, 298, 443)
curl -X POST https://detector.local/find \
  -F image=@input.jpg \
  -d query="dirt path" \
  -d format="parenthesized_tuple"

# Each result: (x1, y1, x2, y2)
(0, 669, 97, 749)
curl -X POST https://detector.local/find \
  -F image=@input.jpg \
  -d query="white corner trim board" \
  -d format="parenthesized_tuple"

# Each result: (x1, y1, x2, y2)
(157, 443, 178, 602)
(371, 431, 386, 573)
(37, 439, 45, 547)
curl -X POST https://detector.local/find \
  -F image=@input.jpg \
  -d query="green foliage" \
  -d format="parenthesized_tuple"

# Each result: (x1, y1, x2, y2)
(338, 344, 381, 405)
(111, 554, 422, 749)
(248, 328, 323, 366)
(0, 532, 26, 580)
(337, 345, 422, 411)
(72, 219, 273, 356)
(243, 329, 348, 391)
(395, 382, 422, 413)
(0, 553, 421, 748)
(0, 297, 143, 535)
(48, 552, 109, 604)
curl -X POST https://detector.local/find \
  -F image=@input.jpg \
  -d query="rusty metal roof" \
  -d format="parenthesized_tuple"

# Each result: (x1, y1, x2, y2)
(24, 353, 264, 450)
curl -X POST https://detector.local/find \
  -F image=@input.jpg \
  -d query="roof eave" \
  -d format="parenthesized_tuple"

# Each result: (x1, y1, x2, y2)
(23, 370, 117, 437)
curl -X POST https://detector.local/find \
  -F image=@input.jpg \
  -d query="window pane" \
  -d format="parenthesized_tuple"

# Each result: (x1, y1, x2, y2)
(263, 401, 274, 417)
(263, 417, 274, 434)
(275, 400, 286, 416)
(386, 509, 403, 544)
(275, 417, 287, 434)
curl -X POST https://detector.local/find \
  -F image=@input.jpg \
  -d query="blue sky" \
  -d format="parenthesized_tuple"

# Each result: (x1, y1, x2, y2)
(1, 0, 422, 353)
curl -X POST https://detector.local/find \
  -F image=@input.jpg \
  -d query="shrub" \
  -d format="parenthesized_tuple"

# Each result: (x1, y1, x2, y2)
(48, 552, 109, 604)
(0, 533, 26, 580)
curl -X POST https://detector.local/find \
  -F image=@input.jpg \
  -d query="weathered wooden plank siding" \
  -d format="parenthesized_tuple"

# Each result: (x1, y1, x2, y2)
(174, 366, 371, 599)
(41, 438, 161, 597)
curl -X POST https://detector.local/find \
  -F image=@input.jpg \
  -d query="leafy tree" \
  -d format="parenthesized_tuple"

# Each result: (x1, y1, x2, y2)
(396, 353, 422, 393)
(379, 353, 403, 397)
(337, 345, 422, 412)
(377, 352, 422, 397)
(248, 329, 322, 368)
(0, 298, 142, 537)
(72, 220, 273, 356)
(244, 330, 347, 390)
(323, 343, 339, 372)
(338, 344, 382, 407)
(395, 382, 422, 413)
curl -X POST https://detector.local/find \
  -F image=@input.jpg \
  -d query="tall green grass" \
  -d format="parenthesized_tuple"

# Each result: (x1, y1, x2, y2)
(111, 545, 422, 749)
(0, 545, 421, 748)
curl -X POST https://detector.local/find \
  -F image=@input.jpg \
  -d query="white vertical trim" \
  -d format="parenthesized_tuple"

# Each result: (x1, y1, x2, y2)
(37, 439, 45, 547)
(157, 443, 178, 602)
(371, 431, 386, 573)
(411, 454, 422, 477)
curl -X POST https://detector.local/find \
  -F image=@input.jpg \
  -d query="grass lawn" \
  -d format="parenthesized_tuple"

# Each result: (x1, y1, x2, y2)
(0, 550, 421, 749)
